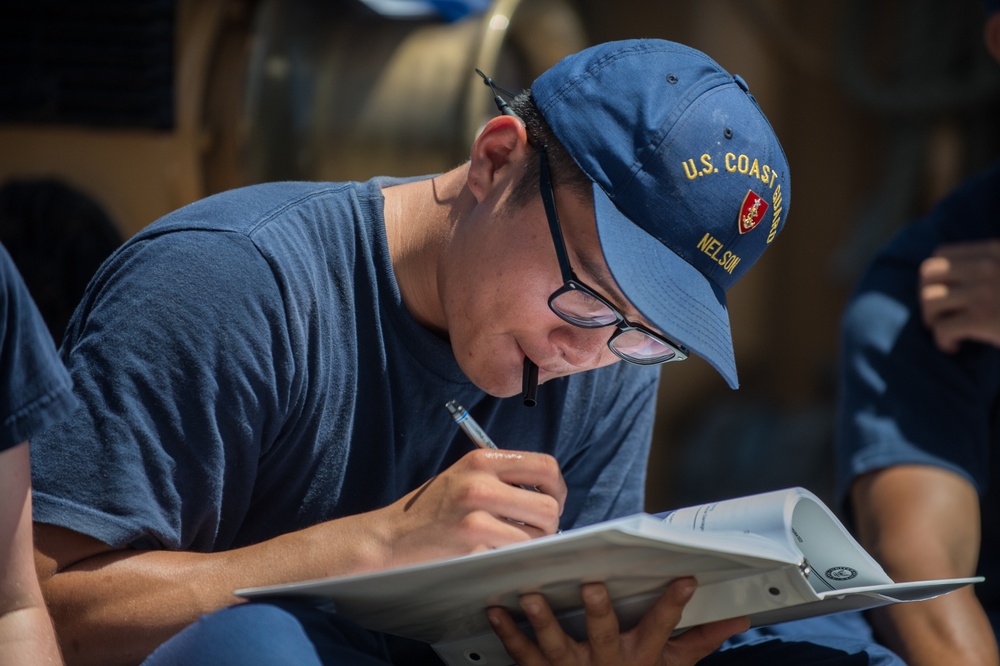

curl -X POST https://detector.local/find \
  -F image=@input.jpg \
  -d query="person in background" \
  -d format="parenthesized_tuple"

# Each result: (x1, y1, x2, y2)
(836, 4, 1000, 665)
(0, 242, 78, 666)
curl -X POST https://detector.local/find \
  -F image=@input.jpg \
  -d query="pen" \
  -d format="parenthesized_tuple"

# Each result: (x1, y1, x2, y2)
(445, 399, 547, 496)
(445, 400, 497, 450)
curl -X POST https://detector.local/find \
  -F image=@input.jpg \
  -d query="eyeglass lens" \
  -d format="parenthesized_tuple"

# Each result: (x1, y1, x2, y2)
(549, 286, 679, 364)
(536, 147, 685, 366)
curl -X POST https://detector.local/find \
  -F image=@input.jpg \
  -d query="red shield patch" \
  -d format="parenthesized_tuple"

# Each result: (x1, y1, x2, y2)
(737, 190, 769, 234)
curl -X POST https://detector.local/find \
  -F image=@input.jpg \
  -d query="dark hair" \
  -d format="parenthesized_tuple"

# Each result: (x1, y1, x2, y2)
(504, 90, 592, 211)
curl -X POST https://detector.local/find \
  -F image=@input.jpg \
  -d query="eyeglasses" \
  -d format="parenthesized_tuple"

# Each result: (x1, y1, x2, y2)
(538, 150, 688, 366)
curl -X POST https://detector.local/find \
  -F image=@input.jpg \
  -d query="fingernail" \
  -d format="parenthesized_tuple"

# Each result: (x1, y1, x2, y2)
(674, 578, 697, 600)
(521, 599, 541, 616)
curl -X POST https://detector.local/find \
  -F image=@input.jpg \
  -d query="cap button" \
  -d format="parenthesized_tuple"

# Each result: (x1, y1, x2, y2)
(732, 74, 750, 92)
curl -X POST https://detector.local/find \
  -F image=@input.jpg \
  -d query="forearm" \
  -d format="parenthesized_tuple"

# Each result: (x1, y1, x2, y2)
(39, 513, 391, 666)
(865, 517, 997, 665)
(0, 602, 62, 665)
(0, 444, 62, 664)
(38, 448, 565, 665)
(868, 589, 998, 666)
(851, 466, 999, 666)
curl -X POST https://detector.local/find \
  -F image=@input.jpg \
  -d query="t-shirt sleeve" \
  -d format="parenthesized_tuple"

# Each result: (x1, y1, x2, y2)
(834, 249, 1000, 505)
(0, 243, 77, 450)
(30, 230, 296, 551)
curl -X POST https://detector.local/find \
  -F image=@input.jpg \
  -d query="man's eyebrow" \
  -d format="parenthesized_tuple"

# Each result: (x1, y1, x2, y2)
(576, 252, 632, 312)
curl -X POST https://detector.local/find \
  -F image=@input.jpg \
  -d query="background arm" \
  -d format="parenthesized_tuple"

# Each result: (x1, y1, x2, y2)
(851, 465, 998, 666)
(0, 442, 62, 665)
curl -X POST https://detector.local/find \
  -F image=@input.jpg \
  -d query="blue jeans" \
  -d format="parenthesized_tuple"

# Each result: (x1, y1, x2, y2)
(143, 603, 903, 665)
(142, 602, 393, 666)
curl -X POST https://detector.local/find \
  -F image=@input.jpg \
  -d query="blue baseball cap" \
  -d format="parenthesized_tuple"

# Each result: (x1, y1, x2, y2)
(531, 39, 791, 389)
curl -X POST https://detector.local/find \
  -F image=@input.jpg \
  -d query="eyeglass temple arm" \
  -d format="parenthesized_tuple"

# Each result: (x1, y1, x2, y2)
(538, 151, 576, 280)
(475, 68, 516, 117)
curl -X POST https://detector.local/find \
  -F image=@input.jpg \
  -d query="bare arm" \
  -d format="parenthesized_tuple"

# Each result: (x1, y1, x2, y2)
(851, 465, 998, 666)
(0, 442, 62, 666)
(36, 447, 566, 666)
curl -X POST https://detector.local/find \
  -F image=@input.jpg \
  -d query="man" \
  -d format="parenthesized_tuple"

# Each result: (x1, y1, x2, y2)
(835, 5, 1000, 665)
(29, 38, 875, 666)
(0, 243, 77, 665)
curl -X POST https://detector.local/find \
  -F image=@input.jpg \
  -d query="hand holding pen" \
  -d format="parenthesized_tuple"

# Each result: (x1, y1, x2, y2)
(351, 405, 564, 570)
(445, 400, 564, 531)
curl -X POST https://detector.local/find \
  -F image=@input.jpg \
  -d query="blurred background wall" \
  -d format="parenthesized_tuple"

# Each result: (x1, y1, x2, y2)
(2, 0, 998, 513)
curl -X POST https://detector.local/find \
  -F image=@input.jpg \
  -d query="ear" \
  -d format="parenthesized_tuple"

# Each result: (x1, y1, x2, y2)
(467, 115, 531, 203)
(985, 12, 1000, 64)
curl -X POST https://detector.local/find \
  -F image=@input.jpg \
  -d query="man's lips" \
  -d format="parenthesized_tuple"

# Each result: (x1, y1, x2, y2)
(522, 353, 565, 379)
(520, 344, 573, 378)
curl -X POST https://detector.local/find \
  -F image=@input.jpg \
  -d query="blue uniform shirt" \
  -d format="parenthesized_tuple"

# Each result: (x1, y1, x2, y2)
(0, 242, 77, 451)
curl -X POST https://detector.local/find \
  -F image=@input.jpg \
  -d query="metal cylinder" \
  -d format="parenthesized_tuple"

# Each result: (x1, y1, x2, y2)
(239, 0, 588, 183)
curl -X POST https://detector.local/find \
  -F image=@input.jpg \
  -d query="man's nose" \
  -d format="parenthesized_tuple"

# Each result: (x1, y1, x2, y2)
(555, 324, 610, 368)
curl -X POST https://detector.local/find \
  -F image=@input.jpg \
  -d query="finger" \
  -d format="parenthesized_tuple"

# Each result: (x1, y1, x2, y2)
(463, 450, 565, 533)
(918, 277, 972, 342)
(919, 280, 964, 337)
(580, 583, 620, 664)
(630, 577, 695, 663)
(919, 255, 954, 286)
(487, 606, 548, 666)
(923, 245, 1000, 287)
(919, 279, 948, 321)
(456, 509, 547, 551)
(464, 448, 567, 506)
(918, 257, 976, 320)
(487, 486, 562, 537)
(520, 593, 579, 666)
(508, 486, 564, 536)
(492, 450, 568, 512)
(919, 268, 1000, 351)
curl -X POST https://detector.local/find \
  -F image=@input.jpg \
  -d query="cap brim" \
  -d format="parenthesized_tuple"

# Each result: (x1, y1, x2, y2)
(592, 181, 738, 388)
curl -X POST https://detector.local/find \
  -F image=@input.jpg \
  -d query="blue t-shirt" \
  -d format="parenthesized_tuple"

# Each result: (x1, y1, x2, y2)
(0, 242, 77, 451)
(835, 161, 1000, 626)
(30, 179, 660, 555)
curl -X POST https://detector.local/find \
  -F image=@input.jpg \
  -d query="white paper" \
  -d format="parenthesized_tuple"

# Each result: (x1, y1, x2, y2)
(236, 487, 982, 666)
